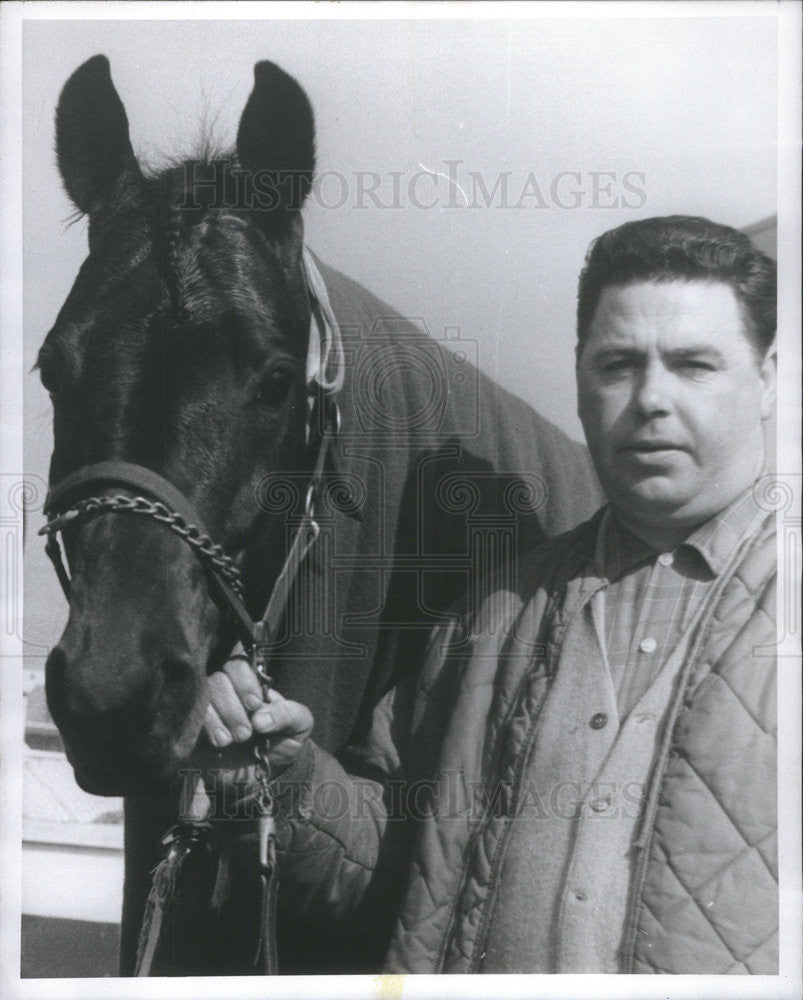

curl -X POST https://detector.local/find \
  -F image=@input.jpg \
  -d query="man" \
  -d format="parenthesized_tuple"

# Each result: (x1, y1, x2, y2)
(204, 216, 778, 973)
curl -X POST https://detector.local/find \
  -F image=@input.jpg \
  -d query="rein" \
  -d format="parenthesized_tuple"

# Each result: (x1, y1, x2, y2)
(39, 250, 344, 976)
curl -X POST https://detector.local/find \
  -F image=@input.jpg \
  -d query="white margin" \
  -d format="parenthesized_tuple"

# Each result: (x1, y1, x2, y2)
(1, 3, 800, 1000)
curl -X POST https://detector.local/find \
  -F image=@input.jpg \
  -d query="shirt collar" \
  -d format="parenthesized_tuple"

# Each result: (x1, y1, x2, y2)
(681, 484, 765, 576)
(600, 509, 656, 582)
(601, 482, 765, 581)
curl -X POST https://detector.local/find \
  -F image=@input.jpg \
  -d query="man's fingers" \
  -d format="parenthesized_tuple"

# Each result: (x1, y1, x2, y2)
(222, 655, 265, 712)
(202, 700, 231, 748)
(206, 671, 253, 743)
(251, 698, 313, 741)
(197, 675, 314, 785)
(202, 658, 313, 775)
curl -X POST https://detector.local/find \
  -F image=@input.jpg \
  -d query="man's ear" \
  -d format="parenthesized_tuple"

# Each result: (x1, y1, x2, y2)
(759, 341, 777, 422)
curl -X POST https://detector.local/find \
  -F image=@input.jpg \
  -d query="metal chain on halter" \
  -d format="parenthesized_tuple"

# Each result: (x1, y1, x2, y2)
(40, 494, 244, 595)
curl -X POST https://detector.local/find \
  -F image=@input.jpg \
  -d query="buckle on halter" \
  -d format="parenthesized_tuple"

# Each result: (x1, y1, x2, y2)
(328, 398, 341, 436)
(250, 622, 273, 692)
(258, 813, 277, 874)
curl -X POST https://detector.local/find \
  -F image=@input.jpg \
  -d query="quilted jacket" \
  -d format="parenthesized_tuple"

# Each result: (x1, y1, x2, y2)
(274, 504, 778, 974)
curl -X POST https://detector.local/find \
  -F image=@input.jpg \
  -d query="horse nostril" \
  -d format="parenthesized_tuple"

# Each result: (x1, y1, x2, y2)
(163, 658, 200, 708)
(46, 637, 161, 727)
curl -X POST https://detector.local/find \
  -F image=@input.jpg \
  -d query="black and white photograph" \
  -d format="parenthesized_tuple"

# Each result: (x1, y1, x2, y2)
(1, 2, 800, 997)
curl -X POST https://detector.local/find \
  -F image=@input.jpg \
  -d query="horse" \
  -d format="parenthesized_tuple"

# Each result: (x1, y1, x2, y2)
(38, 55, 603, 975)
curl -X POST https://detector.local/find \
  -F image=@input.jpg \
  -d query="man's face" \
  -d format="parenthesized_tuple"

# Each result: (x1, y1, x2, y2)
(576, 280, 776, 545)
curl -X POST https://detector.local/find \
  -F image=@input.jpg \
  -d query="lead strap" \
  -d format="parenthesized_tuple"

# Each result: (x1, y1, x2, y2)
(251, 622, 279, 974)
(133, 811, 216, 977)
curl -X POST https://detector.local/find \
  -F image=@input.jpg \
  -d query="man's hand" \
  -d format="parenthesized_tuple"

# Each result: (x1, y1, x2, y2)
(198, 649, 314, 775)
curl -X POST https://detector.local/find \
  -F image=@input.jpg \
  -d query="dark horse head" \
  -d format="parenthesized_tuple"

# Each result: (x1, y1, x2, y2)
(39, 56, 317, 795)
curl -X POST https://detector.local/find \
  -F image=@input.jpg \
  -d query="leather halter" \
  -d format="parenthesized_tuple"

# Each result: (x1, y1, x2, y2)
(39, 386, 339, 657)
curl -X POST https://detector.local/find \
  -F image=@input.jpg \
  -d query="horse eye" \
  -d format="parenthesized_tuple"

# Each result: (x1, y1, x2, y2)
(256, 367, 295, 407)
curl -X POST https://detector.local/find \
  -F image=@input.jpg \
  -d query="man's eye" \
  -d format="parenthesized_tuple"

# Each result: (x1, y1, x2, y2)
(601, 359, 634, 375)
(677, 360, 715, 373)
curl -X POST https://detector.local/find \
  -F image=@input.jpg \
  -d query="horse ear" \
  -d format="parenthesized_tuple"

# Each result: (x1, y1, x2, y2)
(56, 55, 143, 216)
(237, 61, 315, 215)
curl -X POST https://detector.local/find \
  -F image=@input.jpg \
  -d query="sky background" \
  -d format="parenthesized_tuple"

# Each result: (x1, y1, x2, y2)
(20, 10, 778, 654)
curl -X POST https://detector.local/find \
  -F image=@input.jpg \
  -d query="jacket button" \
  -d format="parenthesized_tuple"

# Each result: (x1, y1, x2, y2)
(590, 712, 608, 730)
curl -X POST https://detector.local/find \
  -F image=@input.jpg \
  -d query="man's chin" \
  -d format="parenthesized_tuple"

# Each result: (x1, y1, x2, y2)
(606, 473, 692, 516)
(606, 481, 709, 541)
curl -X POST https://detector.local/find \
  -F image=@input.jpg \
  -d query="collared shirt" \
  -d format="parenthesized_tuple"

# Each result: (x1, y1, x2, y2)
(601, 486, 763, 716)
(481, 483, 766, 973)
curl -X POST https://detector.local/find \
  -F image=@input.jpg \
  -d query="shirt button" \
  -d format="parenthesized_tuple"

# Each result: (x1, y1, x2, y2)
(639, 636, 657, 653)
(658, 552, 674, 567)
(590, 712, 608, 730)
(574, 890, 588, 902)
(590, 794, 612, 813)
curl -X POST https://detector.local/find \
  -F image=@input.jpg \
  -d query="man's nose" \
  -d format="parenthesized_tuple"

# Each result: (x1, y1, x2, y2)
(633, 361, 673, 416)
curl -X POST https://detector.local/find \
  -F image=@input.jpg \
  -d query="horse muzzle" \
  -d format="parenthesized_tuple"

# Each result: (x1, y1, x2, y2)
(45, 635, 210, 796)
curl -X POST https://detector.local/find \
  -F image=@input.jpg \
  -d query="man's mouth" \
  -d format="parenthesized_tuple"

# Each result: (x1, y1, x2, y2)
(622, 440, 685, 453)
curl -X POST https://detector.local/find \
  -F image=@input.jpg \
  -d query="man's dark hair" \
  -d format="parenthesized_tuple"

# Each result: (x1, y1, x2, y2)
(576, 215, 776, 356)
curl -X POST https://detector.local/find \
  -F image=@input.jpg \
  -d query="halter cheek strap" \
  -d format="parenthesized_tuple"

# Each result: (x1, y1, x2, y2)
(302, 247, 345, 395)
